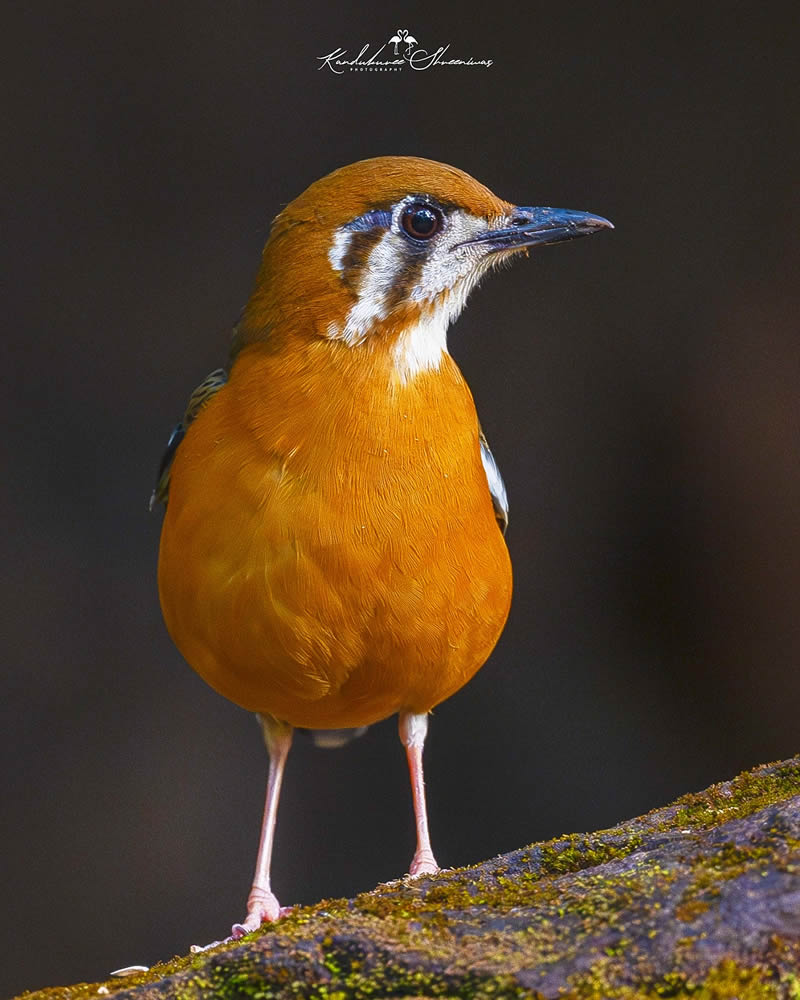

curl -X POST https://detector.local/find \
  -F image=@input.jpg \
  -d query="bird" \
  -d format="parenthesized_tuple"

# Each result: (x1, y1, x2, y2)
(152, 156, 612, 937)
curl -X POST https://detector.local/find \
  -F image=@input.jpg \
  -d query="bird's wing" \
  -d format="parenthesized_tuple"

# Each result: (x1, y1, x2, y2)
(479, 427, 508, 534)
(150, 368, 228, 510)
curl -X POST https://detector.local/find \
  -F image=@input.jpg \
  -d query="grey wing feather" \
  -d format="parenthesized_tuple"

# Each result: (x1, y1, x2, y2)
(479, 428, 509, 534)
(150, 368, 228, 510)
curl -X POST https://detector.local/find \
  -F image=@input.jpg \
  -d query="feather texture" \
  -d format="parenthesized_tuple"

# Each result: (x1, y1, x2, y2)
(158, 336, 512, 730)
(151, 368, 228, 509)
(479, 429, 509, 534)
(157, 157, 516, 733)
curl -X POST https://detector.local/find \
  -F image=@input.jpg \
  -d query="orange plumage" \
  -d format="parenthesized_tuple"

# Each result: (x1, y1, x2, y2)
(154, 156, 611, 935)
(160, 339, 511, 729)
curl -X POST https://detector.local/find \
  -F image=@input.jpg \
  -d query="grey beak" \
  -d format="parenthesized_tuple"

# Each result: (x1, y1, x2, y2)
(455, 206, 614, 252)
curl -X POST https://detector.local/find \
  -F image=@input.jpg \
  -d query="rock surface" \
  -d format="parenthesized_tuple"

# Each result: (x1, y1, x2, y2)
(18, 757, 800, 999)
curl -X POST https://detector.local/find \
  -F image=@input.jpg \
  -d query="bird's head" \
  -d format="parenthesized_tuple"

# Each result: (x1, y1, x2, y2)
(239, 157, 612, 380)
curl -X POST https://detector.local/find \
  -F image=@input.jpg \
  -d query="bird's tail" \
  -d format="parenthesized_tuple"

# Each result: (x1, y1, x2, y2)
(308, 727, 369, 749)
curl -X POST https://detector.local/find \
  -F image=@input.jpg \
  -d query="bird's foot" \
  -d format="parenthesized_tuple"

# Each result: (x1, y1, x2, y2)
(190, 940, 225, 953)
(230, 887, 287, 938)
(408, 849, 439, 877)
(190, 902, 294, 951)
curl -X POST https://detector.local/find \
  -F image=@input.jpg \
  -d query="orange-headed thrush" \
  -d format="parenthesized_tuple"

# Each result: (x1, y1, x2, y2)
(152, 156, 612, 935)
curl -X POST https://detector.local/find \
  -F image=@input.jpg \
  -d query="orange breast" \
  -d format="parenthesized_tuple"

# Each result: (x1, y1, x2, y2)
(158, 337, 512, 729)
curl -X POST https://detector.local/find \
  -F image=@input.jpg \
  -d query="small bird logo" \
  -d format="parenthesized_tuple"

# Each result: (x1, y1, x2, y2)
(388, 28, 418, 56)
(152, 156, 612, 937)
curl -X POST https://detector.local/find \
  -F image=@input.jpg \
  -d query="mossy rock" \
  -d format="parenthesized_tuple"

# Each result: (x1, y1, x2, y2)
(16, 757, 800, 1000)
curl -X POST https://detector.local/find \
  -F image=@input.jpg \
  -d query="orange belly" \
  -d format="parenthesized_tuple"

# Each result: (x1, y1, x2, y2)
(158, 340, 512, 729)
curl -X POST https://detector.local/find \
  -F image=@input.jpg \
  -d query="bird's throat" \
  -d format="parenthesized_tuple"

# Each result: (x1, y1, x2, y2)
(390, 309, 449, 385)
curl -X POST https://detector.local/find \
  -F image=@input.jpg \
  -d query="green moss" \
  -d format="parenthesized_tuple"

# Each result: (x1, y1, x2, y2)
(538, 833, 645, 876)
(668, 761, 800, 832)
(14, 757, 800, 1000)
(569, 958, 783, 999)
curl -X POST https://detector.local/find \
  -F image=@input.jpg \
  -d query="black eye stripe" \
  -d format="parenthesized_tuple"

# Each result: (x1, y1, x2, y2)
(339, 228, 386, 289)
(384, 252, 429, 312)
(344, 209, 393, 232)
(343, 202, 447, 241)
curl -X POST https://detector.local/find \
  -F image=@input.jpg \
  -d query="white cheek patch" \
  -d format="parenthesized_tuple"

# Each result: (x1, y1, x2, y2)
(326, 207, 506, 357)
(328, 229, 354, 273)
(328, 230, 406, 346)
(409, 210, 493, 315)
(391, 306, 449, 384)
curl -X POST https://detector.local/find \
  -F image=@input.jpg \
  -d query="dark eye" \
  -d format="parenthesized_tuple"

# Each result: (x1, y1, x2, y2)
(401, 202, 444, 240)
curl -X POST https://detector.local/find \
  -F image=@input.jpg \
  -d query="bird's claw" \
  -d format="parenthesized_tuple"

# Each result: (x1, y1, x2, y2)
(190, 940, 225, 953)
(408, 850, 439, 877)
(230, 889, 291, 938)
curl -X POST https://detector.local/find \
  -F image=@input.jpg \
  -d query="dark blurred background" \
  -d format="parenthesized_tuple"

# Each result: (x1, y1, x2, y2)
(3, 2, 800, 996)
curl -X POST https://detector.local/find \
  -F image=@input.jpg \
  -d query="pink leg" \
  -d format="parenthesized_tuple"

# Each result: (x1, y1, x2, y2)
(231, 714, 293, 937)
(398, 710, 440, 877)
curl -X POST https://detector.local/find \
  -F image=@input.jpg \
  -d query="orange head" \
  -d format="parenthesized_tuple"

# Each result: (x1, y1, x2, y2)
(238, 156, 612, 376)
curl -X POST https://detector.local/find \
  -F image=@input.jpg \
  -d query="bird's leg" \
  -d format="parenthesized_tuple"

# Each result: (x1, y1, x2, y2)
(231, 714, 293, 937)
(398, 710, 440, 877)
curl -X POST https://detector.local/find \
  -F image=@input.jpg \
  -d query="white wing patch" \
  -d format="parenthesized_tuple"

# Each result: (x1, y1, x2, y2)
(479, 432, 509, 532)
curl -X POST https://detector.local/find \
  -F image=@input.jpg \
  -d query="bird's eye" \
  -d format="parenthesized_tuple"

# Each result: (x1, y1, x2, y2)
(401, 202, 444, 241)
